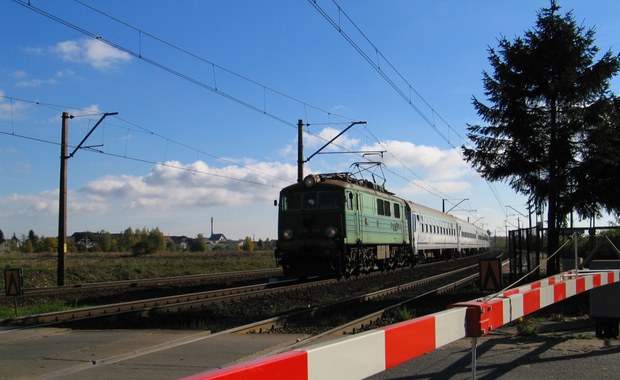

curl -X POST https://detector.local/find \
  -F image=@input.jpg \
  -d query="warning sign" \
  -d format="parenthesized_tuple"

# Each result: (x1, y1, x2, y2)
(479, 258, 502, 292)
(4, 269, 24, 296)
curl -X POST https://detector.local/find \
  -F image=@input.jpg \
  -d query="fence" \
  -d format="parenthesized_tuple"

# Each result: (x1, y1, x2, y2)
(508, 226, 620, 282)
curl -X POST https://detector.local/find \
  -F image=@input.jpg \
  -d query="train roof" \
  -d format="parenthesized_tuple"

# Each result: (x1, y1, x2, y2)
(283, 173, 487, 234)
(282, 172, 395, 195)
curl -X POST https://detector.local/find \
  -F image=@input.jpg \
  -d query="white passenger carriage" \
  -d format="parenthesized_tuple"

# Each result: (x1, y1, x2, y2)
(404, 200, 488, 260)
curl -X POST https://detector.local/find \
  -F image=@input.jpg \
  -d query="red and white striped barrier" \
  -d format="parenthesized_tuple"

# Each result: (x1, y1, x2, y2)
(181, 269, 620, 380)
(453, 269, 620, 337)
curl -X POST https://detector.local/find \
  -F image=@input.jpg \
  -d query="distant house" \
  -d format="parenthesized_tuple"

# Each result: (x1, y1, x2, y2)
(167, 236, 191, 251)
(0, 236, 21, 252)
(208, 233, 228, 244)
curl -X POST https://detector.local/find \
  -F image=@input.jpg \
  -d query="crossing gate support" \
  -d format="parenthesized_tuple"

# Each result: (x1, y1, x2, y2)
(181, 269, 620, 380)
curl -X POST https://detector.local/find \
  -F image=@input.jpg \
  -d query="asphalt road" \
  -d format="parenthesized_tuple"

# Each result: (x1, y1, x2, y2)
(1, 318, 619, 379)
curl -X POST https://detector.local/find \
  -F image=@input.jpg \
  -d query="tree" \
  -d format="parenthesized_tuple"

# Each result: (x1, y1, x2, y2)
(190, 233, 207, 252)
(0, 229, 5, 244)
(242, 236, 255, 253)
(27, 229, 39, 251)
(40, 237, 58, 253)
(573, 97, 620, 220)
(118, 227, 137, 252)
(462, 1, 620, 274)
(21, 239, 33, 253)
(131, 228, 165, 256)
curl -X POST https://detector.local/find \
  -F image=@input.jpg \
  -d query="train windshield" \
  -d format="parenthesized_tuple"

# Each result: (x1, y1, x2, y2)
(280, 191, 342, 211)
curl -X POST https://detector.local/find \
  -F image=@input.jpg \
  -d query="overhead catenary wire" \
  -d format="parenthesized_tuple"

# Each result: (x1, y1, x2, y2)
(0, 129, 285, 190)
(9, 0, 493, 215)
(309, 0, 508, 218)
(0, 95, 294, 187)
(8, 0, 389, 180)
(8, 0, 445, 198)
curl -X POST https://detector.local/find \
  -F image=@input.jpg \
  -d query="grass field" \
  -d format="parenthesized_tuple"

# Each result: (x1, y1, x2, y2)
(1, 250, 277, 288)
(0, 250, 278, 319)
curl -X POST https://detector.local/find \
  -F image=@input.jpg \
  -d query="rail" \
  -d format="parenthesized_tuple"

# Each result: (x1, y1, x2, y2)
(1, 268, 282, 299)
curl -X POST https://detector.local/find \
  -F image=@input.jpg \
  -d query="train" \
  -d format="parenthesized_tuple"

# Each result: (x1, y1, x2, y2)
(275, 172, 490, 278)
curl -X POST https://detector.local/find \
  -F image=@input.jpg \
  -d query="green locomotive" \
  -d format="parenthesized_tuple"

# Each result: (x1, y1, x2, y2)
(275, 173, 489, 278)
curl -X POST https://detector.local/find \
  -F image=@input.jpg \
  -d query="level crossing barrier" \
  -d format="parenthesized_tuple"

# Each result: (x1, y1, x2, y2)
(180, 269, 620, 380)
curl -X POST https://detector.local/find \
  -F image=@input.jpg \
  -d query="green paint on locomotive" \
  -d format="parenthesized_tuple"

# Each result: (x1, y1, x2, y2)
(343, 188, 409, 246)
(276, 173, 412, 277)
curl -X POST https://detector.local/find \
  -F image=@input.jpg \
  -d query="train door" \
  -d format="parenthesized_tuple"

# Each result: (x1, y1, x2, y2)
(356, 192, 363, 242)
(345, 190, 361, 243)
(409, 211, 418, 254)
(457, 224, 462, 253)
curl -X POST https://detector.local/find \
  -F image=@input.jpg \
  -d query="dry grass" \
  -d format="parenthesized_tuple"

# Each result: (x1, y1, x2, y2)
(1, 250, 277, 288)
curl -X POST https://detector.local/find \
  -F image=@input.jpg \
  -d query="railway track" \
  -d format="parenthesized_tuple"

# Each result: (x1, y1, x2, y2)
(184, 256, 507, 366)
(0, 268, 282, 299)
(233, 259, 493, 336)
(2, 275, 332, 326)
(3, 252, 500, 328)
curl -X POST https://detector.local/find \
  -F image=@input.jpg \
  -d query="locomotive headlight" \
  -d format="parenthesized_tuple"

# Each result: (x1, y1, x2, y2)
(325, 226, 337, 238)
(303, 174, 320, 187)
(282, 229, 294, 240)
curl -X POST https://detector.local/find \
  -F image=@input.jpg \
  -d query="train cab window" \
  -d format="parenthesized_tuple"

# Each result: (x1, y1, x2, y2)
(384, 201, 391, 216)
(394, 203, 400, 218)
(346, 192, 356, 210)
(319, 192, 341, 209)
(303, 193, 317, 209)
(280, 194, 301, 211)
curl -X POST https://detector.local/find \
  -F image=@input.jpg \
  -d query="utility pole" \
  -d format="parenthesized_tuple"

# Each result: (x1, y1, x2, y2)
(297, 119, 304, 183)
(296, 119, 368, 184)
(57, 111, 117, 286)
(57, 112, 71, 286)
(443, 198, 469, 214)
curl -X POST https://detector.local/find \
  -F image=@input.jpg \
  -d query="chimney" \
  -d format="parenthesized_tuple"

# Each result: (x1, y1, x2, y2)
(211, 217, 214, 236)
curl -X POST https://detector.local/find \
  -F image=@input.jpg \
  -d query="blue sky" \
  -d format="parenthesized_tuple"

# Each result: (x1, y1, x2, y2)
(1, 0, 618, 241)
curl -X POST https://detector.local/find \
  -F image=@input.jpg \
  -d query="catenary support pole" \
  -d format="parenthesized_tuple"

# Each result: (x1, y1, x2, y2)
(297, 119, 303, 183)
(57, 111, 116, 286)
(57, 112, 71, 286)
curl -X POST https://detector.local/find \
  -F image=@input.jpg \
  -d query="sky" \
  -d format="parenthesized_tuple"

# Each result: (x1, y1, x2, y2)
(1, 0, 619, 241)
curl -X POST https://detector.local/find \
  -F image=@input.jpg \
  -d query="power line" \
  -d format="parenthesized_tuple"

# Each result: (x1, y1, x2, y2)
(11, 0, 357, 130)
(9, 0, 381, 181)
(9, 0, 493, 211)
(309, 0, 507, 213)
(0, 95, 294, 187)
(0, 128, 287, 189)
(308, 0, 464, 149)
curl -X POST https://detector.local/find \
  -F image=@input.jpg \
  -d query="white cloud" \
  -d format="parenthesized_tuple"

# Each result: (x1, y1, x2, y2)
(348, 140, 476, 199)
(0, 138, 482, 238)
(54, 38, 131, 70)
(12, 69, 74, 88)
(78, 160, 296, 211)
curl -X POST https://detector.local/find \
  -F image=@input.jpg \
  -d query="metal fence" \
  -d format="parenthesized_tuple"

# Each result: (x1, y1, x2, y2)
(508, 225, 620, 282)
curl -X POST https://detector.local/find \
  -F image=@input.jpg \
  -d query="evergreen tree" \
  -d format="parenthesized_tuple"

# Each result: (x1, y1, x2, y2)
(462, 1, 620, 274)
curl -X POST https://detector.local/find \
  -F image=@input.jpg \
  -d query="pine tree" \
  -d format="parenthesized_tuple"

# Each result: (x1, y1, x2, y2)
(462, 1, 620, 274)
